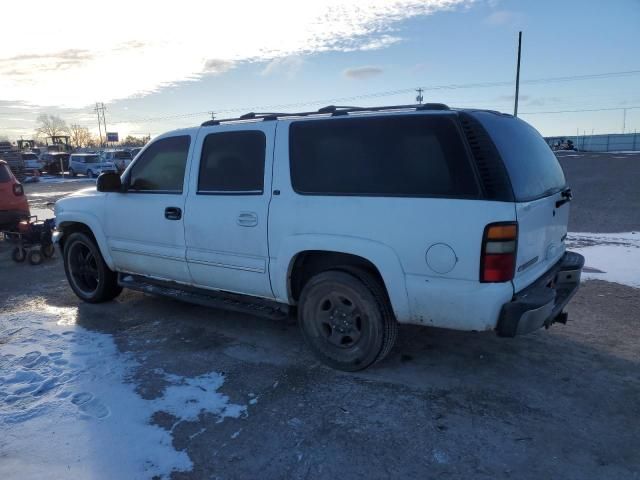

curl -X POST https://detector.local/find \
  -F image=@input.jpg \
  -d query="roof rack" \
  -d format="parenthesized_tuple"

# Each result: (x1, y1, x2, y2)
(201, 103, 450, 126)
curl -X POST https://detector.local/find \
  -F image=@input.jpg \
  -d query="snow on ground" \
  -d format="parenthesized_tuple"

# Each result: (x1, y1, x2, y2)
(567, 232, 640, 288)
(37, 176, 96, 185)
(0, 300, 246, 479)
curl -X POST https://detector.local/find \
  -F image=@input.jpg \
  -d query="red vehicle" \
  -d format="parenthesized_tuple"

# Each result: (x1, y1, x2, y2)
(0, 160, 30, 229)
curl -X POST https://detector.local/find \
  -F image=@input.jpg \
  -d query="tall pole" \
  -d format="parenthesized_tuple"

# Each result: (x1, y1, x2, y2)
(622, 108, 627, 134)
(415, 87, 424, 104)
(101, 103, 108, 147)
(95, 102, 104, 147)
(514, 31, 522, 117)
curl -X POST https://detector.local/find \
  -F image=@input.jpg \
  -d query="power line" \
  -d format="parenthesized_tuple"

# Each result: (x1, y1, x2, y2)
(106, 68, 640, 125)
(520, 106, 640, 115)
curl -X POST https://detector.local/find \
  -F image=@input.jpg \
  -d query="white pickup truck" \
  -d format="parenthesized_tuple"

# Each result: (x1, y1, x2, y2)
(54, 104, 584, 371)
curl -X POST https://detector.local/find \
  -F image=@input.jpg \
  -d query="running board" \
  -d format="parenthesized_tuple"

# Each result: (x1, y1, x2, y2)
(118, 274, 289, 321)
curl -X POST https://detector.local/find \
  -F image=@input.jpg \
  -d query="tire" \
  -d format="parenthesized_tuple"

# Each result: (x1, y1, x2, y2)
(298, 268, 397, 371)
(12, 247, 26, 263)
(69, 168, 76, 177)
(63, 232, 122, 303)
(42, 244, 55, 258)
(28, 249, 43, 265)
(87, 169, 94, 178)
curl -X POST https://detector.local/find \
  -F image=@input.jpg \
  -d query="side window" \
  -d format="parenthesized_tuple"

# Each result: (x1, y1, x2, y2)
(197, 131, 266, 194)
(128, 135, 191, 193)
(289, 115, 479, 197)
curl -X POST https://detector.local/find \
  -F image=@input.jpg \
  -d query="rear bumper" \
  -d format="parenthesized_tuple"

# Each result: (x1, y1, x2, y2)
(0, 210, 30, 228)
(497, 251, 585, 337)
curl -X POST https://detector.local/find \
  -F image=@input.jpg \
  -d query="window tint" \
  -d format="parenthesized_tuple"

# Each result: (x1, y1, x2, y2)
(128, 136, 190, 193)
(0, 164, 12, 182)
(471, 112, 566, 201)
(85, 155, 99, 163)
(289, 115, 478, 197)
(198, 131, 266, 194)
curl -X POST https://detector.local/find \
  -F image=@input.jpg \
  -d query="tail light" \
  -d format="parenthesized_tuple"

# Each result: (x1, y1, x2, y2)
(480, 222, 518, 282)
(13, 183, 24, 196)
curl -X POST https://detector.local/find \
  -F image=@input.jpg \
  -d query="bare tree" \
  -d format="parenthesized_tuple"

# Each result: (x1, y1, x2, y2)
(69, 124, 94, 148)
(35, 114, 69, 138)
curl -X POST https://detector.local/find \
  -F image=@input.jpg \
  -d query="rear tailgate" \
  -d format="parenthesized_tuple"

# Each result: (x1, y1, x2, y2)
(470, 111, 570, 292)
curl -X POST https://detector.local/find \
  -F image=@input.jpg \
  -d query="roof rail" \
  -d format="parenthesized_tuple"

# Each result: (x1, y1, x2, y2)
(200, 103, 450, 126)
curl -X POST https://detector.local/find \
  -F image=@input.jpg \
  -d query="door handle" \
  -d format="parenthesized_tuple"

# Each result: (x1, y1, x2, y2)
(237, 212, 258, 227)
(164, 207, 182, 220)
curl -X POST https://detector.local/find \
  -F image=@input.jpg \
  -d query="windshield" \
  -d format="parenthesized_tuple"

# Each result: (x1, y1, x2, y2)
(115, 151, 132, 159)
(470, 111, 566, 201)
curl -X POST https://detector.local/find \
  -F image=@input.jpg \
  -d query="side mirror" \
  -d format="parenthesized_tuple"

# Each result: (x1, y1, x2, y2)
(96, 172, 123, 192)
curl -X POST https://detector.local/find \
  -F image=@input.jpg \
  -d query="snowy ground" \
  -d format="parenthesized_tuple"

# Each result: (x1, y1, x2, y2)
(568, 232, 640, 288)
(0, 300, 246, 479)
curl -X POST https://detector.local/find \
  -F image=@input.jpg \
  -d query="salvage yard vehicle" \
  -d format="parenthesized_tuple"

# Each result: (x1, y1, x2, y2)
(100, 149, 133, 172)
(0, 160, 30, 229)
(53, 104, 584, 371)
(41, 152, 70, 174)
(68, 153, 117, 178)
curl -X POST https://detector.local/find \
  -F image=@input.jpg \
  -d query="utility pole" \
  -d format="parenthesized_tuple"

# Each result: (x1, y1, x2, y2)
(622, 108, 627, 134)
(100, 103, 108, 147)
(514, 31, 522, 117)
(415, 88, 424, 104)
(209, 111, 216, 120)
(94, 102, 104, 147)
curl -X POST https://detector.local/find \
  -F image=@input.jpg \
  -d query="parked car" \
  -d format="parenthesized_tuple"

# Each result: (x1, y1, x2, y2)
(53, 104, 584, 371)
(129, 147, 142, 160)
(41, 152, 70, 174)
(0, 160, 30, 229)
(21, 152, 44, 172)
(101, 150, 133, 172)
(68, 153, 117, 178)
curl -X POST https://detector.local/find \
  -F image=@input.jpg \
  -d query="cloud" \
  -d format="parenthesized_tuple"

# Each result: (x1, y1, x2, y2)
(485, 10, 524, 26)
(344, 66, 384, 80)
(203, 59, 235, 74)
(260, 56, 305, 79)
(0, 0, 472, 107)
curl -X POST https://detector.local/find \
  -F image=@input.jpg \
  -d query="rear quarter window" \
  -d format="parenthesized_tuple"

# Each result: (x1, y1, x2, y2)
(289, 114, 479, 197)
(470, 112, 566, 201)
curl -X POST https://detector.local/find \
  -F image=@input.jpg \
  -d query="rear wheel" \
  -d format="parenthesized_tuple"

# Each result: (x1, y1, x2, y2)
(63, 232, 122, 302)
(298, 268, 397, 371)
(87, 169, 95, 178)
(42, 244, 55, 258)
(69, 168, 76, 177)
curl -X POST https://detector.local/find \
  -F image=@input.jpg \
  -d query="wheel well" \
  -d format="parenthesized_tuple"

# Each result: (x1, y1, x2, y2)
(58, 222, 95, 251)
(289, 251, 386, 302)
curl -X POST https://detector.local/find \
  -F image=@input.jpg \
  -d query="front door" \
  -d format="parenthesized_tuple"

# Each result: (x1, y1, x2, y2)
(104, 134, 194, 283)
(184, 124, 275, 299)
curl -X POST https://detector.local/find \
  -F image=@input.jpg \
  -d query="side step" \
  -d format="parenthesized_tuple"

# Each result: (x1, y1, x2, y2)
(118, 274, 290, 321)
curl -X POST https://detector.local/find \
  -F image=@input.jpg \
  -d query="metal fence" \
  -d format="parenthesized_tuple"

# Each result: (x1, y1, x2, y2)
(546, 133, 640, 152)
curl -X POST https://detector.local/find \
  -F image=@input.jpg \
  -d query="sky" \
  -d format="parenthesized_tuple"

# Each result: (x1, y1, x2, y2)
(0, 0, 639, 140)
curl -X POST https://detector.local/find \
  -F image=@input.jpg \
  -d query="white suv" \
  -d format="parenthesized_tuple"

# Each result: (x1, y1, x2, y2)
(69, 153, 117, 178)
(53, 104, 584, 371)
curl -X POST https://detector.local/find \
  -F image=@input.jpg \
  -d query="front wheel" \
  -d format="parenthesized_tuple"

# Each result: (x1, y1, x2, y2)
(63, 232, 122, 303)
(298, 268, 397, 371)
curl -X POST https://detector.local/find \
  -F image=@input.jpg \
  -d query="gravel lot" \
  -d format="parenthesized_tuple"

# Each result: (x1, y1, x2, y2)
(1, 152, 639, 479)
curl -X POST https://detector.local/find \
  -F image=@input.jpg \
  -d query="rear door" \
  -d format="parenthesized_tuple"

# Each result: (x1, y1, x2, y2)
(472, 112, 569, 292)
(184, 123, 275, 299)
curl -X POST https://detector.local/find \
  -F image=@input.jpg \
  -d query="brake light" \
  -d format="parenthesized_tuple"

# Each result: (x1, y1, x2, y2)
(13, 183, 24, 196)
(480, 222, 518, 282)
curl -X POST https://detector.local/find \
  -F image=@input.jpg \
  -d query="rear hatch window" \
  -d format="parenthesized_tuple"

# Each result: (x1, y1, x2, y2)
(469, 111, 566, 201)
(0, 164, 12, 182)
